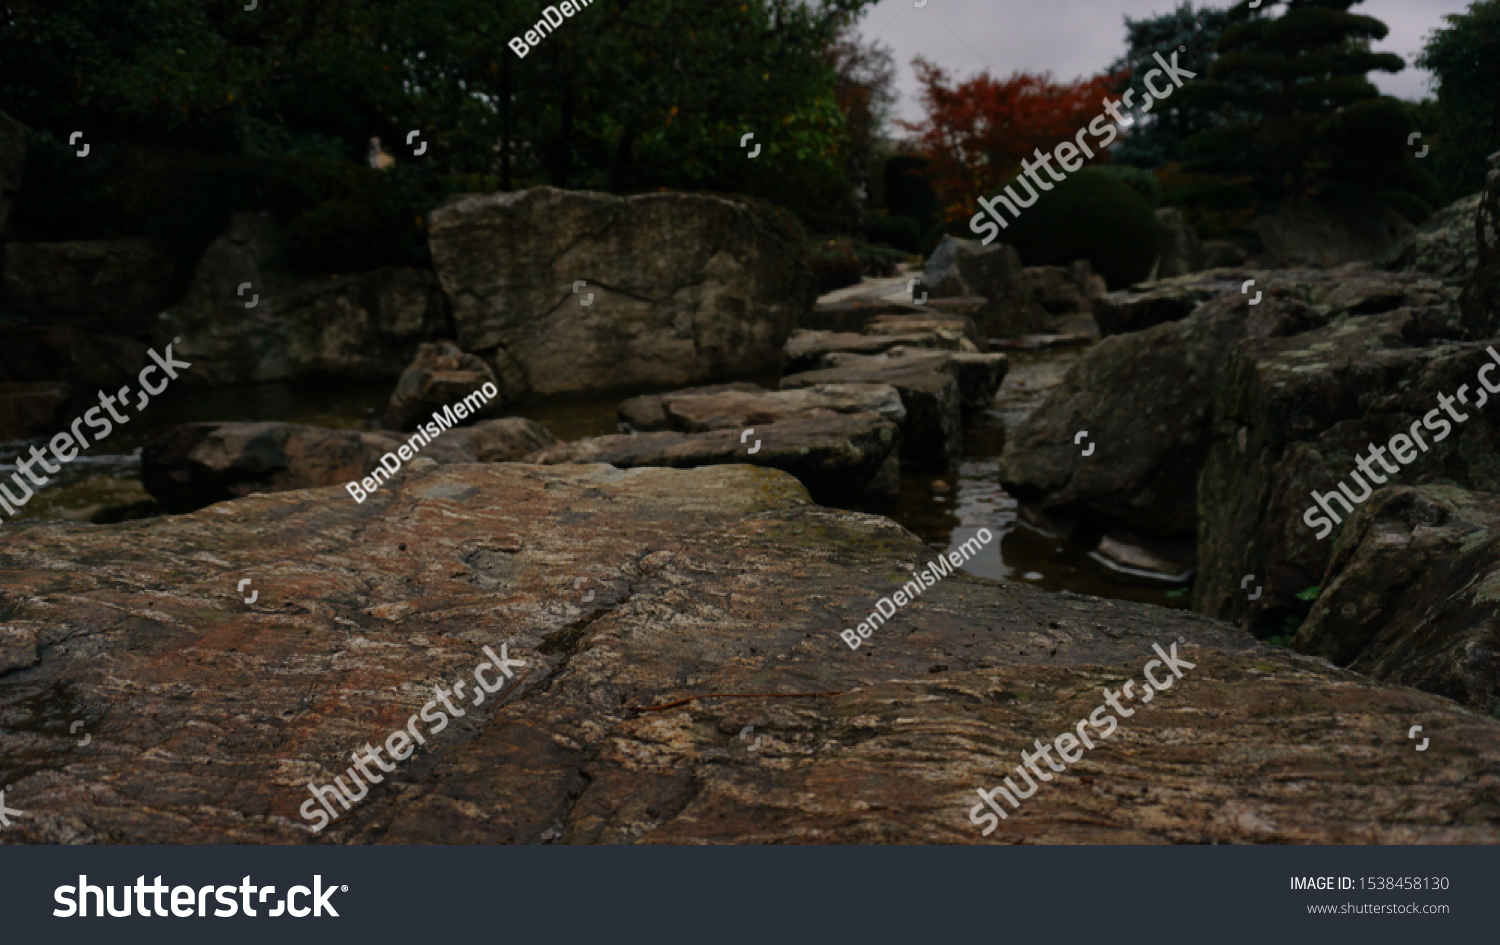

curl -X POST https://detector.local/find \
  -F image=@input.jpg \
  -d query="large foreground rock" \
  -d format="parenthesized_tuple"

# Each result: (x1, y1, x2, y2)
(524, 413, 901, 505)
(1293, 485, 1500, 714)
(141, 419, 556, 512)
(158, 214, 450, 385)
(0, 464, 1496, 844)
(428, 187, 814, 399)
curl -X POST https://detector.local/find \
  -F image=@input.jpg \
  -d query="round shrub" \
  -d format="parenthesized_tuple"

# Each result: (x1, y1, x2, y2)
(991, 168, 1161, 289)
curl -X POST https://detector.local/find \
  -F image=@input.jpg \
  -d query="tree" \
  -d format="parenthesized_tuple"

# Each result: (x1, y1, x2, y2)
(1418, 0, 1500, 202)
(902, 59, 1125, 221)
(1176, 0, 1432, 212)
(1108, 2, 1230, 167)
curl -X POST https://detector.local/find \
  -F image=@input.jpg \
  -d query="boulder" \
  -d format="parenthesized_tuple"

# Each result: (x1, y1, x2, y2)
(1151, 208, 1205, 279)
(157, 214, 449, 385)
(141, 418, 556, 513)
(1293, 485, 1500, 714)
(0, 381, 69, 442)
(1025, 266, 1094, 315)
(1002, 270, 1461, 542)
(524, 413, 902, 505)
(427, 187, 814, 399)
(1, 239, 185, 336)
(0, 327, 151, 424)
(383, 342, 509, 431)
(618, 383, 905, 434)
(1194, 315, 1494, 632)
(0, 110, 25, 236)
(1091, 272, 1239, 338)
(1381, 193, 1483, 282)
(0, 462, 1497, 844)
(783, 348, 1008, 468)
(923, 236, 1048, 339)
(1246, 197, 1414, 270)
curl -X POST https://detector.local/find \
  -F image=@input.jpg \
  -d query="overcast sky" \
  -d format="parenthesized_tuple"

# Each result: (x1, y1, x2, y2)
(856, 0, 1470, 131)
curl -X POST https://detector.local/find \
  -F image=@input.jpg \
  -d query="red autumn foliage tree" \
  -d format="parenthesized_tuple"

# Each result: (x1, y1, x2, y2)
(902, 57, 1127, 220)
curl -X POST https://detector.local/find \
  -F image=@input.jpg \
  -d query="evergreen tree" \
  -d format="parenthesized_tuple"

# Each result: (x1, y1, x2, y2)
(1108, 2, 1230, 168)
(1176, 0, 1432, 212)
(1418, 0, 1500, 203)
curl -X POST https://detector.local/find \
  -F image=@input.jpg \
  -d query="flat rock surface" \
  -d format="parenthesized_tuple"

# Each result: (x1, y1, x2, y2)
(523, 413, 900, 504)
(1, 463, 1495, 844)
(618, 383, 905, 434)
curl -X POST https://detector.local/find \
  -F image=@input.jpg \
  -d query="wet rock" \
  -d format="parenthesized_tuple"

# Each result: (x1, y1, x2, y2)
(618, 383, 905, 434)
(1381, 192, 1483, 282)
(0, 463, 1495, 844)
(141, 418, 556, 512)
(1091, 531, 1196, 582)
(1151, 208, 1205, 279)
(428, 187, 813, 399)
(0, 110, 24, 235)
(158, 214, 449, 385)
(0, 381, 69, 442)
(923, 236, 1049, 339)
(1, 239, 184, 337)
(1293, 485, 1500, 714)
(524, 413, 902, 505)
(382, 342, 509, 431)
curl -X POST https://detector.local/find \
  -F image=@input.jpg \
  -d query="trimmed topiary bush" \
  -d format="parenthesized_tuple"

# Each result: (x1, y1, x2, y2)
(990, 168, 1162, 289)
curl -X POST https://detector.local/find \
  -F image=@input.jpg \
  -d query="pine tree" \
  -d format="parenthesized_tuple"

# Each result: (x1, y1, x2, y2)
(1176, 0, 1432, 212)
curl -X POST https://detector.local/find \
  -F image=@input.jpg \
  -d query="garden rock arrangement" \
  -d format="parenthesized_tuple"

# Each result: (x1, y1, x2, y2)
(998, 181, 1500, 714)
(0, 462, 1496, 843)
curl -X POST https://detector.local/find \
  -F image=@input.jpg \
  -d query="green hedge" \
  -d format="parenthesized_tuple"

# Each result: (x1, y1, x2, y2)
(865, 214, 923, 255)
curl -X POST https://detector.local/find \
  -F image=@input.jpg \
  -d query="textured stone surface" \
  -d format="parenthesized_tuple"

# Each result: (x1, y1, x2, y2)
(141, 418, 556, 512)
(618, 383, 905, 434)
(1294, 485, 1500, 714)
(524, 414, 901, 505)
(1247, 198, 1414, 270)
(382, 342, 509, 431)
(1381, 193, 1483, 282)
(782, 328, 974, 374)
(924, 236, 1048, 339)
(1, 239, 184, 336)
(1197, 323, 1500, 632)
(0, 463, 1495, 844)
(1002, 271, 1460, 542)
(428, 187, 813, 398)
(158, 214, 449, 386)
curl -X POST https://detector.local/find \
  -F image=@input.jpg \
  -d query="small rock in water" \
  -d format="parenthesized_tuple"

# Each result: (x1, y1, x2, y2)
(929, 480, 951, 495)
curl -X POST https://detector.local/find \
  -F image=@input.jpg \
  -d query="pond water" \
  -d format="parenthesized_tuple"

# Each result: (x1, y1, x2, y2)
(1, 347, 1190, 609)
